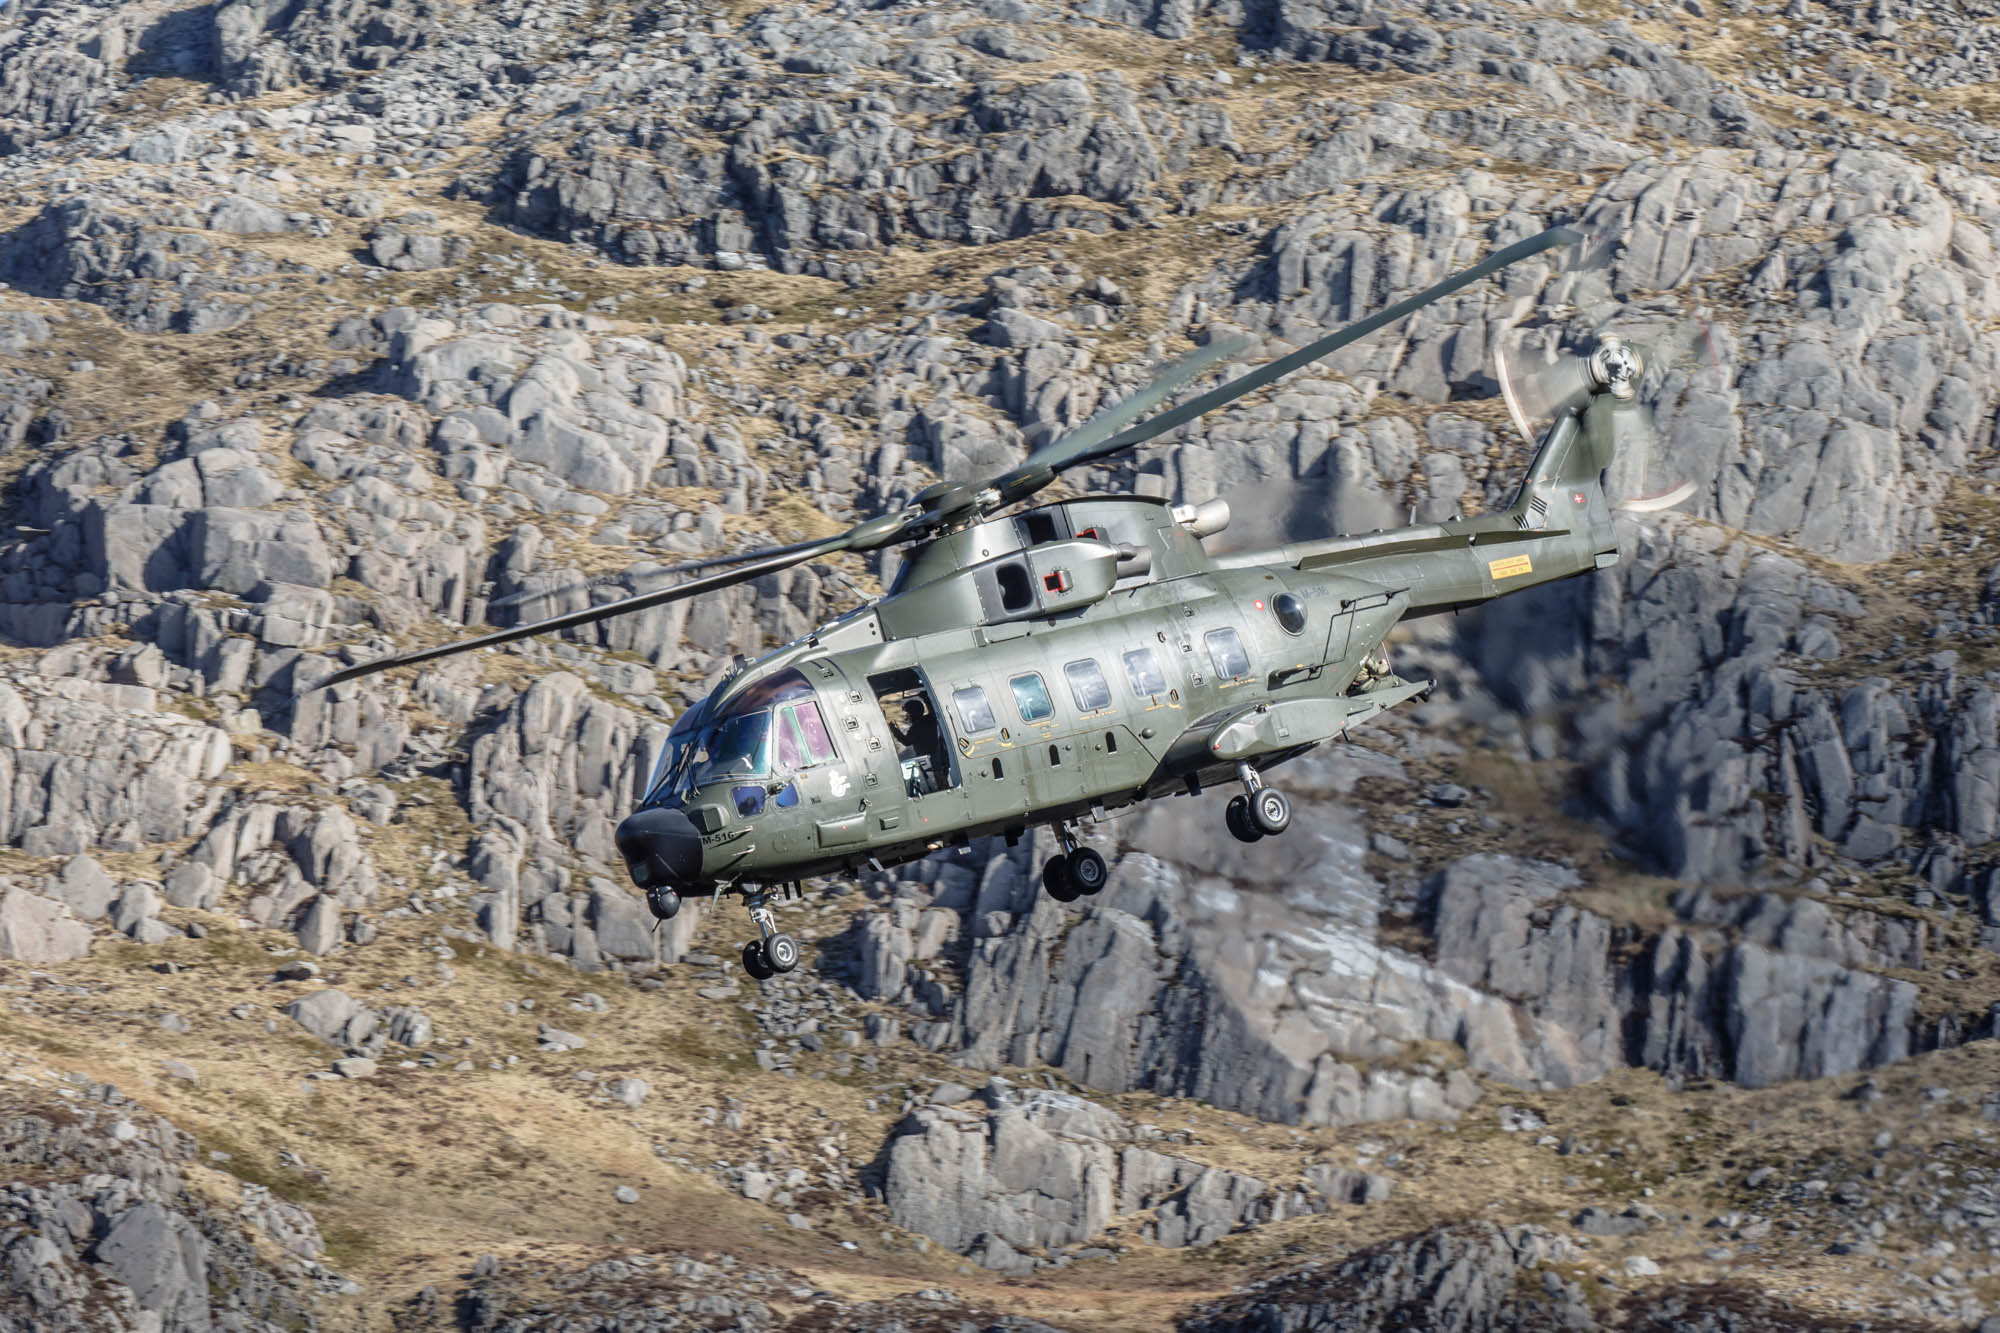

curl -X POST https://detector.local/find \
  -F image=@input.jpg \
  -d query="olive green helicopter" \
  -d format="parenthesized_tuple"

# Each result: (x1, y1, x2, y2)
(320, 224, 1711, 980)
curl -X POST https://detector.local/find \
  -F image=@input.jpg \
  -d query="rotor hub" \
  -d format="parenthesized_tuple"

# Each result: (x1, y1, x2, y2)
(1588, 335, 1642, 401)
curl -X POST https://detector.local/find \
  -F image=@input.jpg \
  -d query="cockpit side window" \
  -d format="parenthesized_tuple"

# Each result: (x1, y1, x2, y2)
(774, 701, 837, 769)
(791, 701, 837, 763)
(776, 711, 804, 770)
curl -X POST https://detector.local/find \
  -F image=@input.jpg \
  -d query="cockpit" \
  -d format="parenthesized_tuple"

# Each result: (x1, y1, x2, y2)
(645, 668, 841, 818)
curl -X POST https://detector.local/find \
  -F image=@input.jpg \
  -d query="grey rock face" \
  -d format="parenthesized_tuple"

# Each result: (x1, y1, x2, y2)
(878, 782, 1568, 1125)
(883, 1090, 1122, 1258)
(93, 1201, 209, 1331)
(284, 988, 378, 1048)
(1182, 1222, 1585, 1332)
(468, 672, 667, 865)
(488, 67, 1188, 278)
(214, 0, 444, 96)
(0, 1096, 327, 1333)
(882, 1082, 1356, 1262)
(0, 884, 92, 963)
(0, 678, 231, 856)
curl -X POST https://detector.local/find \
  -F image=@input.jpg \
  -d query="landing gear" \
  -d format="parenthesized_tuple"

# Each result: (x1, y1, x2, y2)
(1228, 764, 1291, 841)
(1068, 846, 1108, 894)
(1041, 826, 1108, 903)
(645, 886, 681, 921)
(1250, 786, 1291, 835)
(1226, 795, 1264, 843)
(738, 887, 799, 982)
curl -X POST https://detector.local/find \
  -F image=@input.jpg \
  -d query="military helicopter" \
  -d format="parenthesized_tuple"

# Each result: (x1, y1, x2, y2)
(320, 224, 1704, 980)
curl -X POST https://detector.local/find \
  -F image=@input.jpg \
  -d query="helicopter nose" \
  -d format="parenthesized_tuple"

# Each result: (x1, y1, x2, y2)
(616, 805, 703, 891)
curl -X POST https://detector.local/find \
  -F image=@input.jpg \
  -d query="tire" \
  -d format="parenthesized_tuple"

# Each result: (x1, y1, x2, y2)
(741, 940, 775, 981)
(1068, 846, 1108, 895)
(645, 887, 681, 921)
(1251, 786, 1292, 836)
(765, 933, 800, 974)
(1043, 856, 1080, 902)
(1226, 795, 1264, 843)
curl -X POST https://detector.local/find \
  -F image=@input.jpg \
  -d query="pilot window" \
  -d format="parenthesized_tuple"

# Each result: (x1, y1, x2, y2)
(952, 685, 998, 734)
(1065, 659, 1111, 712)
(1122, 647, 1166, 697)
(774, 701, 837, 770)
(1206, 627, 1251, 680)
(1010, 672, 1054, 722)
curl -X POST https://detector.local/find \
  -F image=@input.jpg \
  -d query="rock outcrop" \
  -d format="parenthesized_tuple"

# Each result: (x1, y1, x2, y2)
(880, 1080, 1393, 1268)
(0, 1085, 333, 1333)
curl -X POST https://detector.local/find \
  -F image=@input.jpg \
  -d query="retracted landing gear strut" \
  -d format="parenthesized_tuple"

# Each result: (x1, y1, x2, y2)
(1225, 762, 1291, 844)
(1041, 822, 1108, 903)
(739, 885, 800, 981)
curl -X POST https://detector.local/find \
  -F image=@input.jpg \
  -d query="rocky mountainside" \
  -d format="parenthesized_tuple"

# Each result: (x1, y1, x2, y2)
(4, 0, 2000, 1326)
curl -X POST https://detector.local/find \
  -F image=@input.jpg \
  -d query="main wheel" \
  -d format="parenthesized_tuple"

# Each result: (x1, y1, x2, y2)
(1043, 856, 1080, 903)
(1251, 787, 1292, 836)
(765, 933, 800, 974)
(1226, 795, 1264, 843)
(645, 886, 681, 921)
(741, 940, 776, 981)
(1068, 846, 1108, 895)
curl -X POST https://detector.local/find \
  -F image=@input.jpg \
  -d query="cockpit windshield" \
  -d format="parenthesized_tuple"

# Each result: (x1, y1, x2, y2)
(693, 711, 771, 786)
(648, 669, 837, 804)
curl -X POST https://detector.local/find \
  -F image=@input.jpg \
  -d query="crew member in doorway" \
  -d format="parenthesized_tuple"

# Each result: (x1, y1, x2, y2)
(892, 697, 939, 758)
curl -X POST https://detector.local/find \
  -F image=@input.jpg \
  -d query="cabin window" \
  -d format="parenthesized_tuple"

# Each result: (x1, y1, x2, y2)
(995, 561, 1034, 612)
(952, 685, 998, 734)
(1065, 659, 1111, 712)
(1010, 672, 1054, 722)
(1205, 627, 1251, 680)
(1122, 647, 1167, 698)
(1274, 592, 1307, 635)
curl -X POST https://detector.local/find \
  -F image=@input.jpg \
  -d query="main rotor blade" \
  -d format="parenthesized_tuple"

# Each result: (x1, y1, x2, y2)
(1036, 225, 1582, 480)
(314, 530, 863, 690)
(984, 336, 1252, 505)
(486, 536, 835, 613)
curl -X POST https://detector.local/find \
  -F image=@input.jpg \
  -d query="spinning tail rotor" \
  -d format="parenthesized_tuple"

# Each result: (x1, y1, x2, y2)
(1495, 314, 1723, 515)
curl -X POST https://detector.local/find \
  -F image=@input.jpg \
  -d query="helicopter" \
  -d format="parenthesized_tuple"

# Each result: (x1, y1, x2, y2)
(319, 223, 1708, 981)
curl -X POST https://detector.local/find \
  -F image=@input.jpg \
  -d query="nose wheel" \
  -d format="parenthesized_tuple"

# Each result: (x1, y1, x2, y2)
(738, 887, 800, 982)
(645, 886, 681, 921)
(1041, 826, 1109, 903)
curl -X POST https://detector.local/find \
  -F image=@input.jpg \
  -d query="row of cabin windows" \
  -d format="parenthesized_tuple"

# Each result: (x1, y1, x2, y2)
(948, 627, 1253, 736)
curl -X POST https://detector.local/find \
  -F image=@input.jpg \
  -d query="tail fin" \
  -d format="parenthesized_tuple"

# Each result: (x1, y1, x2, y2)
(1508, 401, 1618, 557)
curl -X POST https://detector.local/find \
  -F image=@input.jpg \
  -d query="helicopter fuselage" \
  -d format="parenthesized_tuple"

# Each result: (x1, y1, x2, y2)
(615, 477, 1617, 899)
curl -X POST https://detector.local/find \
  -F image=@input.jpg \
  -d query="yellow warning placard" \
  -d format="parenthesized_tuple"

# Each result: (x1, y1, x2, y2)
(1488, 553, 1534, 580)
